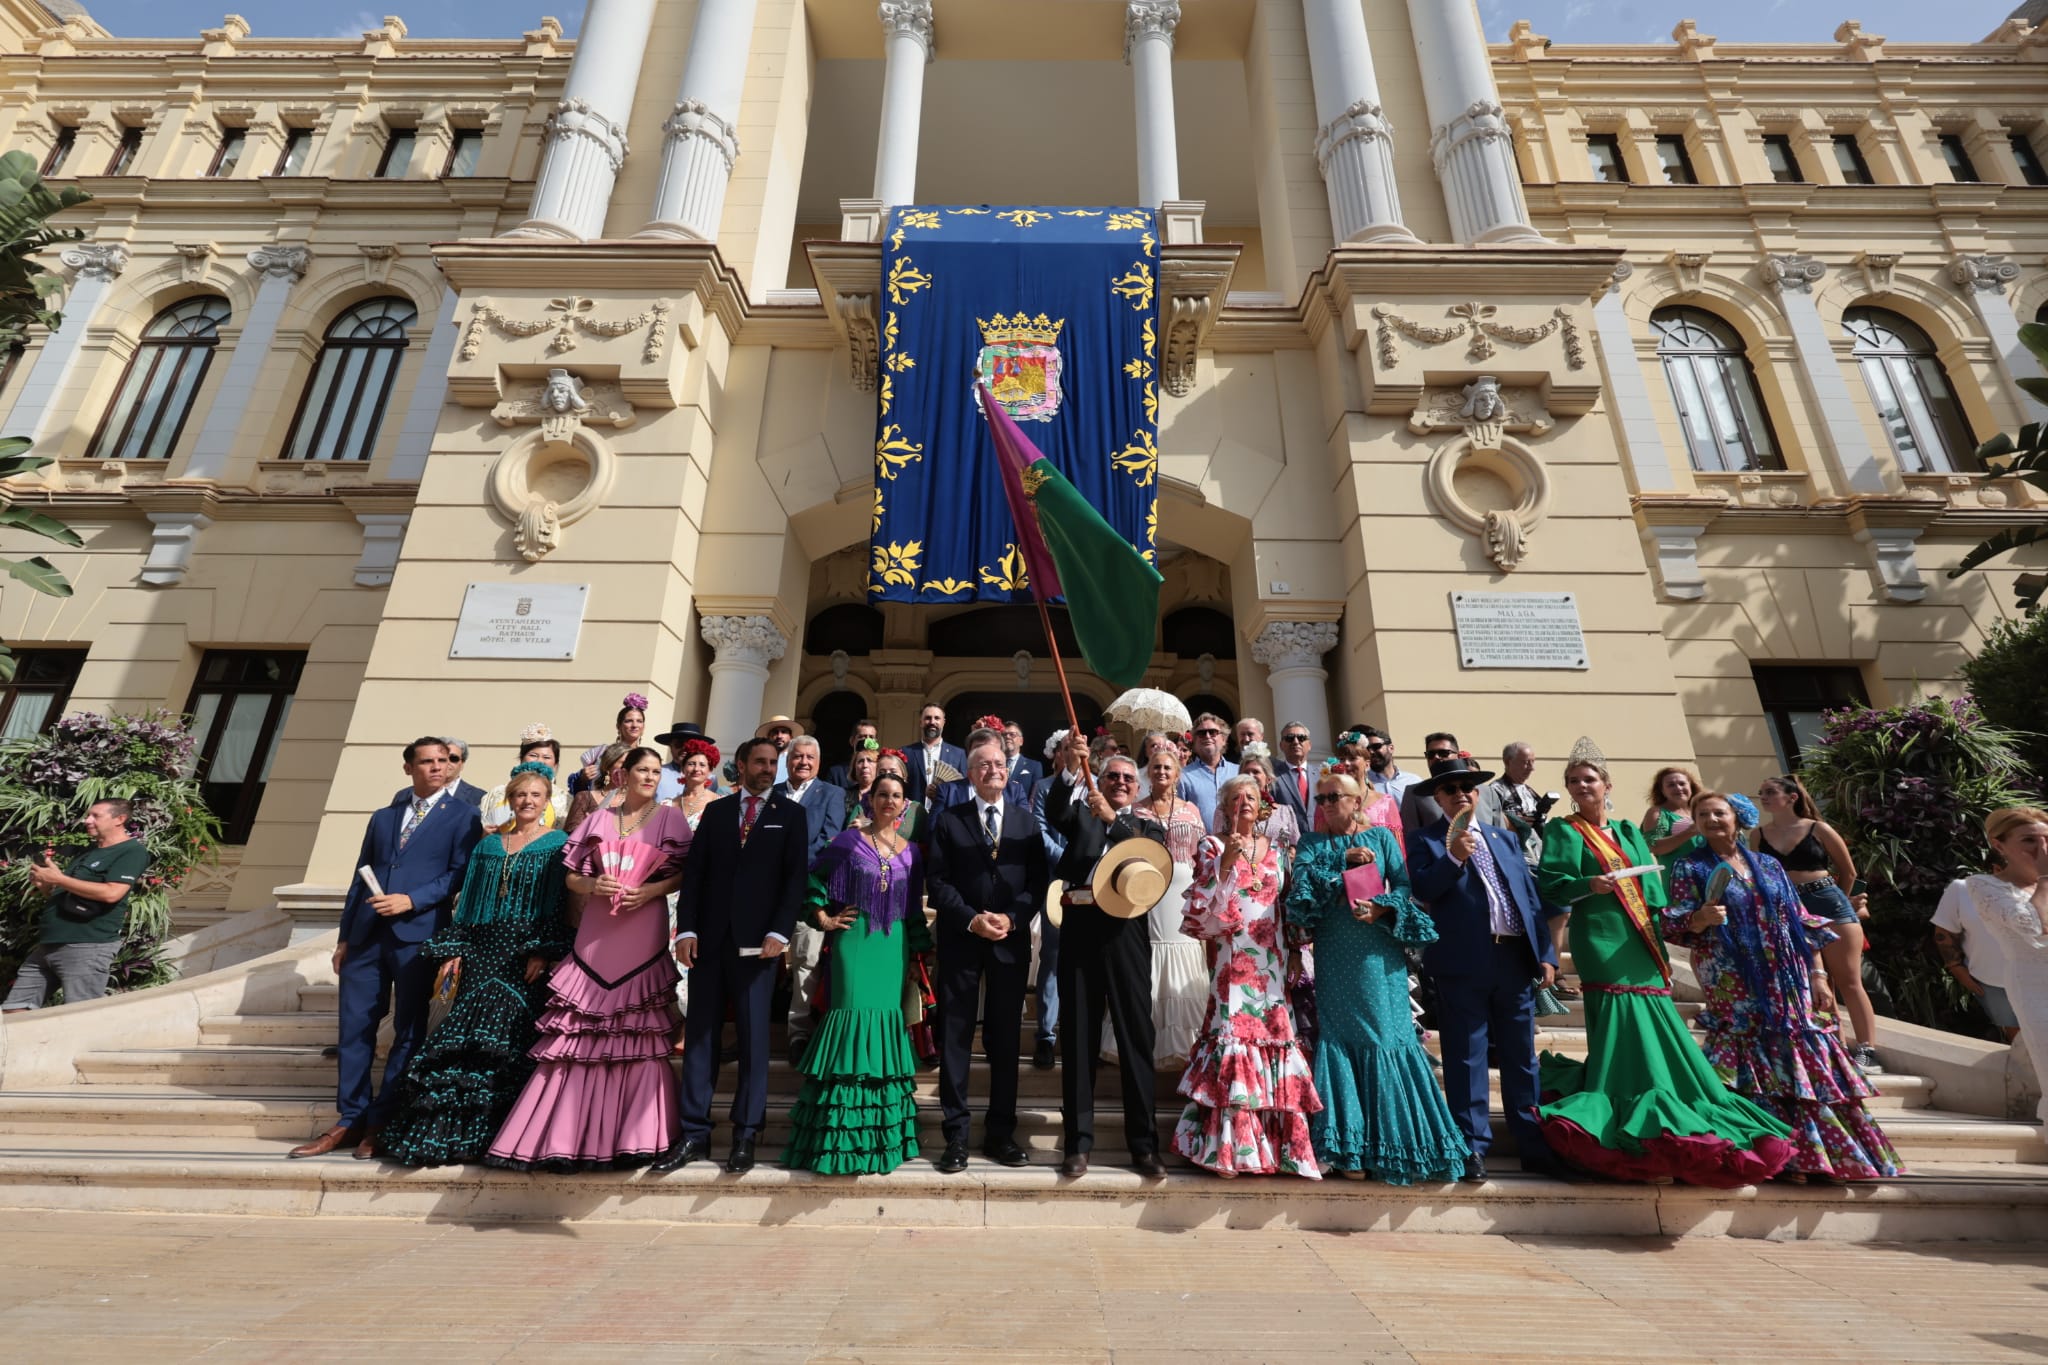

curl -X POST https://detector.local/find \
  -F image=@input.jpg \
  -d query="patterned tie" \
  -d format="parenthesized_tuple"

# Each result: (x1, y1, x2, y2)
(741, 794, 760, 846)
(399, 796, 428, 849)
(1468, 828, 1519, 937)
(983, 803, 1000, 861)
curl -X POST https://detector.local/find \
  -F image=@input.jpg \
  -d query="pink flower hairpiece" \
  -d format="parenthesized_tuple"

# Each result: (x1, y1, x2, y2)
(622, 692, 649, 713)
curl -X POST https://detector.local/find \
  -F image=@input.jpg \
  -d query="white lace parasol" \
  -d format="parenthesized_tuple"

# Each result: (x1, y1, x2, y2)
(1105, 687, 1190, 739)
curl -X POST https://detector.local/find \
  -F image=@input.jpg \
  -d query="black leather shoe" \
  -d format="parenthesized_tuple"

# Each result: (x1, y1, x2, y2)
(1461, 1155, 1487, 1184)
(1032, 1039, 1056, 1070)
(934, 1140, 969, 1174)
(725, 1137, 757, 1174)
(983, 1137, 1029, 1168)
(649, 1138, 711, 1173)
(1130, 1151, 1167, 1178)
(1060, 1152, 1089, 1177)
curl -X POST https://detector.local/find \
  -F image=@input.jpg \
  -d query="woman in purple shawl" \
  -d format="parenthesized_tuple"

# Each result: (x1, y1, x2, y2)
(780, 772, 932, 1175)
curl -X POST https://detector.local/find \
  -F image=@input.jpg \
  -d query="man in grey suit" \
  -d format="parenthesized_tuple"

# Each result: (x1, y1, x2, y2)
(775, 734, 847, 1057)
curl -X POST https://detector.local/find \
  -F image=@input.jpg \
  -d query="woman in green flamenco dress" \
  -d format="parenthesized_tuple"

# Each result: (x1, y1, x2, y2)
(782, 771, 932, 1175)
(1536, 739, 1794, 1187)
(381, 762, 571, 1167)
(1287, 770, 1470, 1183)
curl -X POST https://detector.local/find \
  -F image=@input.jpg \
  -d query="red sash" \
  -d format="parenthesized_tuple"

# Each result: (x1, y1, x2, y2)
(1569, 816, 1670, 984)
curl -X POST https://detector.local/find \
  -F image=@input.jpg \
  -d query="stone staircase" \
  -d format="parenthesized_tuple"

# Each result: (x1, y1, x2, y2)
(0, 943, 2043, 1239)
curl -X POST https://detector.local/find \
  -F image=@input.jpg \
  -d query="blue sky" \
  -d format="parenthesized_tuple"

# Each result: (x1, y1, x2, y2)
(65, 1, 2019, 44)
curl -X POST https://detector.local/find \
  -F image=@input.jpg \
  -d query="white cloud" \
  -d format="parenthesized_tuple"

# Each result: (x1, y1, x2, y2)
(326, 10, 383, 40)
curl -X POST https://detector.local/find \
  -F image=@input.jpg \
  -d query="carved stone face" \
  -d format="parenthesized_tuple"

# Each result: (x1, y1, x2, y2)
(1462, 375, 1506, 420)
(541, 368, 585, 414)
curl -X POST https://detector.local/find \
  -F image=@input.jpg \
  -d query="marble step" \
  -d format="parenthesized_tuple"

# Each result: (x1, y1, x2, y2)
(0, 1133, 2040, 1242)
(15, 1064, 1964, 1153)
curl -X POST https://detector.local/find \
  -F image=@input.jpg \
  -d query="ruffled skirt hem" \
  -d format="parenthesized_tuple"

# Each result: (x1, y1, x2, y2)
(1173, 1104, 1321, 1179)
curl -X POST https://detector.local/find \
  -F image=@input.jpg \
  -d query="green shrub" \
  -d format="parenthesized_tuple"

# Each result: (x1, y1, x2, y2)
(1960, 612, 2048, 795)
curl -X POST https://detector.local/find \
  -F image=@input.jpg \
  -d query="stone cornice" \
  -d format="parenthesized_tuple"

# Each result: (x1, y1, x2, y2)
(0, 478, 416, 521)
(432, 238, 754, 348)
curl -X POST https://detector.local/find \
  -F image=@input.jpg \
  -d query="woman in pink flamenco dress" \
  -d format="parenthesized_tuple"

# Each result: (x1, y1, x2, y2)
(488, 747, 694, 1171)
(1173, 775, 1322, 1178)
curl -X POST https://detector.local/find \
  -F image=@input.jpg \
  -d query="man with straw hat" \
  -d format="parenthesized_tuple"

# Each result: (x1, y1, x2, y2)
(1045, 739, 1173, 1178)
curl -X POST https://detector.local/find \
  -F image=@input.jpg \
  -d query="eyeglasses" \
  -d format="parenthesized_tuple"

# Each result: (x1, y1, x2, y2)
(1099, 772, 1137, 785)
(1441, 783, 1480, 797)
(968, 760, 1007, 773)
(1193, 728, 1223, 738)
(1425, 749, 1456, 760)
(1281, 734, 1309, 744)
(1365, 741, 1390, 752)
(1313, 792, 1349, 805)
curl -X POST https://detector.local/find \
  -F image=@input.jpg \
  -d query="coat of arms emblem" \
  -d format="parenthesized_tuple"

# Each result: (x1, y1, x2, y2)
(975, 312, 1065, 422)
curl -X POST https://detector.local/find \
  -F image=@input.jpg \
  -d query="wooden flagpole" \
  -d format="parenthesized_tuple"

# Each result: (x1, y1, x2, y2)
(1034, 597, 1099, 796)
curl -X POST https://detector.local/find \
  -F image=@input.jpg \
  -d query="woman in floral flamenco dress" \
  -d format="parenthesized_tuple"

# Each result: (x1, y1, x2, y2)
(782, 772, 931, 1175)
(1173, 776, 1322, 1178)
(1666, 791, 1899, 1183)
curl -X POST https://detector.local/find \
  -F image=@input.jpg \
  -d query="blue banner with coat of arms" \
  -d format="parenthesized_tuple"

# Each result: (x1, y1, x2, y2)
(868, 205, 1160, 603)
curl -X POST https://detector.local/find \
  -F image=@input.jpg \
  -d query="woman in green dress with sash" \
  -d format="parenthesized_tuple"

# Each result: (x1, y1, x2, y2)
(782, 772, 932, 1174)
(381, 762, 571, 1167)
(1536, 740, 1794, 1186)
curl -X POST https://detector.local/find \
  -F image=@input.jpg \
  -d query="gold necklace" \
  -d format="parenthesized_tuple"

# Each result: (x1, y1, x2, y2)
(617, 802, 653, 839)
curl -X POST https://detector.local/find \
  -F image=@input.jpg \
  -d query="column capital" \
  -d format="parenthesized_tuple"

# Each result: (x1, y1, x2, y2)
(1124, 0, 1180, 62)
(246, 243, 312, 282)
(1316, 98, 1394, 170)
(547, 97, 630, 174)
(58, 243, 130, 282)
(1249, 620, 1339, 671)
(701, 613, 789, 669)
(663, 98, 740, 174)
(1761, 253, 1826, 297)
(878, 0, 934, 55)
(1950, 253, 2020, 295)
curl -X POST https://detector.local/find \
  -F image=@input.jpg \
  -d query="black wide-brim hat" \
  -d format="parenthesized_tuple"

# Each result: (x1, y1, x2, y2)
(653, 721, 709, 747)
(1414, 755, 1497, 796)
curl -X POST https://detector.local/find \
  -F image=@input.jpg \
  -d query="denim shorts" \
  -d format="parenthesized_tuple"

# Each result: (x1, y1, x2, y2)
(1796, 876, 1860, 925)
(1980, 982, 2020, 1031)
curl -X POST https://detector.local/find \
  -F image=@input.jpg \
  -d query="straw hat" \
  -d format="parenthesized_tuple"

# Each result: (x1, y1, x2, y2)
(1089, 836, 1172, 920)
(754, 715, 805, 739)
(1044, 879, 1066, 928)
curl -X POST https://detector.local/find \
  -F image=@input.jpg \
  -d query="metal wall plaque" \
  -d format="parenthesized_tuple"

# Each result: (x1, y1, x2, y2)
(450, 582, 589, 660)
(1450, 591, 1589, 670)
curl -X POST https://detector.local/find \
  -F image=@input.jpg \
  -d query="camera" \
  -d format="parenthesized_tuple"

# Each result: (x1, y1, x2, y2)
(1532, 791, 1560, 820)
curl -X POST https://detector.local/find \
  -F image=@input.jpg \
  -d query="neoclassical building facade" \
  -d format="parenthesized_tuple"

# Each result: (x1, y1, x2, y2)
(0, 0, 2042, 922)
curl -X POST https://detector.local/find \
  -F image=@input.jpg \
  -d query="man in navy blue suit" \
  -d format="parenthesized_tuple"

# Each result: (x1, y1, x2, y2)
(656, 736, 810, 1173)
(924, 733, 1049, 1172)
(1270, 723, 1316, 831)
(929, 726, 1033, 815)
(1405, 755, 1566, 1184)
(776, 734, 848, 1057)
(902, 701, 966, 808)
(292, 736, 483, 1159)
(1001, 720, 1043, 797)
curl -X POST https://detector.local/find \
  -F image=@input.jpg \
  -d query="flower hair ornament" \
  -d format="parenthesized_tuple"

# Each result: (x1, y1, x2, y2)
(621, 692, 649, 713)
(973, 713, 1006, 734)
(880, 747, 909, 766)
(1727, 792, 1761, 830)
(853, 737, 881, 753)
(1043, 728, 1070, 762)
(519, 721, 554, 744)
(509, 760, 556, 783)
(1337, 730, 1369, 749)
(680, 737, 721, 769)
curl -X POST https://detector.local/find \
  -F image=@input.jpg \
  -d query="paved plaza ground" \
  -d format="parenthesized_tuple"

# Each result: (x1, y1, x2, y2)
(1, 1211, 2044, 1362)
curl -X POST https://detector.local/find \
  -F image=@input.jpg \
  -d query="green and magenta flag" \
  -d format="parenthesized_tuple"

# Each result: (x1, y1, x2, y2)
(982, 382, 1163, 690)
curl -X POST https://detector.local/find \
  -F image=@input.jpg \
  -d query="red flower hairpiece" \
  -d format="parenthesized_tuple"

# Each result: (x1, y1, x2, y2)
(680, 737, 721, 768)
(973, 713, 1006, 733)
(879, 747, 909, 765)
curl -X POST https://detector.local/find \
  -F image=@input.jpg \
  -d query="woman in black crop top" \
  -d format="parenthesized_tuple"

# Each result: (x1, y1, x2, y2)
(1754, 774, 1879, 1072)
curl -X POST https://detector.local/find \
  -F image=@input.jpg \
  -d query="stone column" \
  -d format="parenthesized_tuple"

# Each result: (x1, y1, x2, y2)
(1250, 620, 1339, 765)
(1949, 254, 2046, 425)
(873, 1, 934, 208)
(1125, 1, 1181, 208)
(701, 614, 789, 754)
(1593, 262, 1676, 493)
(6, 245, 128, 448)
(1403, 0, 1542, 244)
(509, 0, 659, 240)
(1762, 254, 1888, 495)
(181, 245, 310, 480)
(1301, 0, 1417, 244)
(637, 0, 763, 241)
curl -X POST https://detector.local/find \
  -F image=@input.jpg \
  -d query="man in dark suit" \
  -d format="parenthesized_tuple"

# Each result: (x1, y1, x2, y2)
(929, 727, 1033, 815)
(1002, 720, 1043, 797)
(1271, 723, 1316, 830)
(902, 701, 966, 808)
(1044, 742, 1167, 1178)
(824, 718, 879, 789)
(658, 736, 810, 1173)
(776, 734, 848, 1056)
(386, 735, 485, 811)
(292, 737, 483, 1159)
(1405, 755, 1565, 1184)
(925, 733, 1049, 1172)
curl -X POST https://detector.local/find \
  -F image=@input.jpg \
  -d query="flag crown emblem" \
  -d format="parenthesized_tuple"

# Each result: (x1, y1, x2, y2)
(976, 312, 1065, 347)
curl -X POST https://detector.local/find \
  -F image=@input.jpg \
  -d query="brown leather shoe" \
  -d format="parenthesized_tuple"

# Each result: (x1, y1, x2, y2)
(352, 1127, 384, 1160)
(288, 1124, 361, 1159)
(1060, 1152, 1089, 1178)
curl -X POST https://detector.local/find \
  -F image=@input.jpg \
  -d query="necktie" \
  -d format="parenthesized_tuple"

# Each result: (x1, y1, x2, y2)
(399, 796, 427, 849)
(741, 795, 760, 846)
(1298, 768, 1309, 805)
(1468, 830, 1519, 936)
(983, 804, 1000, 860)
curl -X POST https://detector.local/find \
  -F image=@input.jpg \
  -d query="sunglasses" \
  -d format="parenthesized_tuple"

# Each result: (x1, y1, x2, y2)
(1313, 793, 1349, 805)
(1282, 734, 1309, 743)
(1365, 741, 1390, 752)
(1100, 772, 1137, 785)
(1193, 728, 1224, 738)
(1440, 783, 1480, 797)
(1425, 749, 1457, 760)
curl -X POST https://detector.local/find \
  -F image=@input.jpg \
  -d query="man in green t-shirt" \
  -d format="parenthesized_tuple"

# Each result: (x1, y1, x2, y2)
(2, 798, 151, 1010)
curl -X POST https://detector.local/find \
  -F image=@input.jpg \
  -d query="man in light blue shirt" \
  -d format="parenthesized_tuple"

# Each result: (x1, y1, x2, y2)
(1181, 712, 1239, 831)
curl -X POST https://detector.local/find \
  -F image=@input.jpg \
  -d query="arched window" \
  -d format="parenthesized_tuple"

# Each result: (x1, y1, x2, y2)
(1843, 308, 1975, 474)
(280, 297, 418, 461)
(86, 296, 231, 461)
(1650, 307, 1781, 472)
